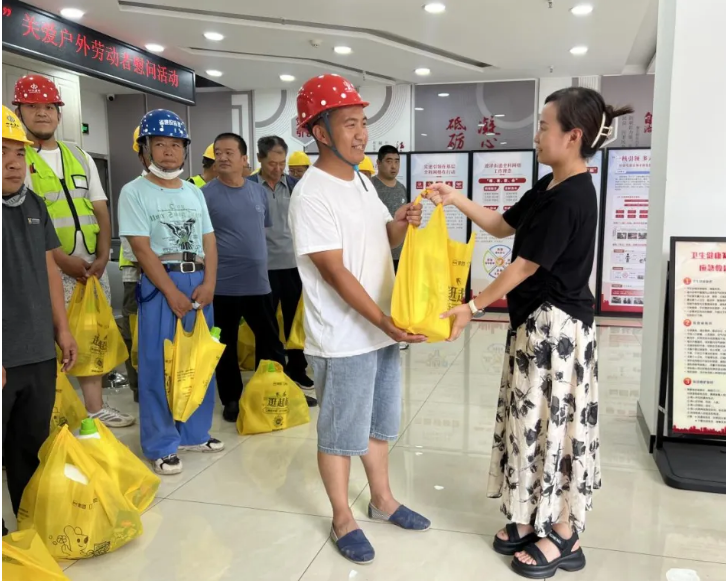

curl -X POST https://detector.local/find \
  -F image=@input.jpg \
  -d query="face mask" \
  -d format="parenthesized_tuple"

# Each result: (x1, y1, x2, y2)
(148, 162, 184, 180)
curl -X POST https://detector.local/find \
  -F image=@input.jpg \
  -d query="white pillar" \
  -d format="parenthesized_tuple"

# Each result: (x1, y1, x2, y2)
(537, 77, 572, 113)
(639, 0, 726, 438)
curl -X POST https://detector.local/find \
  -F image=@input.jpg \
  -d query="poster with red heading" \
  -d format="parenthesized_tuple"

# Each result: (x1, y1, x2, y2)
(471, 151, 535, 310)
(539, 151, 603, 297)
(670, 239, 726, 437)
(410, 152, 469, 243)
(600, 149, 651, 314)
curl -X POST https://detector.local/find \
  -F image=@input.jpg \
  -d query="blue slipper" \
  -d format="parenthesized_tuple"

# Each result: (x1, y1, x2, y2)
(368, 503, 431, 531)
(330, 526, 375, 565)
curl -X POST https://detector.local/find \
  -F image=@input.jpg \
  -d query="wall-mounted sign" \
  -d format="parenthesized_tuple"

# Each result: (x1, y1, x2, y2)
(669, 238, 726, 437)
(2, 0, 195, 104)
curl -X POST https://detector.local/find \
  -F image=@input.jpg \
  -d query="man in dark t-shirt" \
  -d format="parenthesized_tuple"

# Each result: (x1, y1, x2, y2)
(1, 107, 77, 534)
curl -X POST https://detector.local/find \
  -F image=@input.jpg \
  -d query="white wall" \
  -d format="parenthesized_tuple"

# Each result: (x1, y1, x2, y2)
(80, 92, 109, 155)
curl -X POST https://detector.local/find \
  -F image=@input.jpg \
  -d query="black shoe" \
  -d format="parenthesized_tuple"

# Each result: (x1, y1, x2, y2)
(132, 389, 139, 403)
(223, 401, 240, 423)
(305, 395, 318, 408)
(290, 372, 315, 391)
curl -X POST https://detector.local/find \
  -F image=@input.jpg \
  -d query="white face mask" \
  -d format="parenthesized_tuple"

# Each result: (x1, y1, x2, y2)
(148, 162, 184, 180)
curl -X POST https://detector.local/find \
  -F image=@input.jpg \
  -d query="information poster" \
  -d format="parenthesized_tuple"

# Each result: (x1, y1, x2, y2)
(411, 152, 470, 243)
(539, 151, 603, 296)
(471, 150, 535, 309)
(600, 149, 651, 314)
(670, 239, 726, 437)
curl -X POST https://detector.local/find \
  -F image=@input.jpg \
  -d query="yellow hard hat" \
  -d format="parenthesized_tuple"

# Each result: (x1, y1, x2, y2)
(358, 156, 375, 174)
(2, 105, 33, 145)
(288, 151, 311, 167)
(133, 126, 140, 152)
(203, 143, 215, 160)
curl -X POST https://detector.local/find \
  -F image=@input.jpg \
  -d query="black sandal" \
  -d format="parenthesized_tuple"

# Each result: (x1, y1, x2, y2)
(510, 530, 586, 579)
(492, 523, 539, 556)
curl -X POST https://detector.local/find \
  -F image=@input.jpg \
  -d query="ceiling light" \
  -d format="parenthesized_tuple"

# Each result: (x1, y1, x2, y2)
(60, 7, 84, 19)
(206, 70, 223, 77)
(570, 4, 594, 16)
(280, 74, 295, 82)
(415, 68, 431, 76)
(494, 114, 506, 118)
(421, 133, 428, 136)
(334, 46, 352, 55)
(424, 3, 446, 14)
(438, 92, 450, 97)
(145, 43, 164, 53)
(500, 142, 508, 145)
(204, 32, 225, 41)
(570, 45, 588, 56)
(486, 132, 496, 136)
(415, 107, 424, 111)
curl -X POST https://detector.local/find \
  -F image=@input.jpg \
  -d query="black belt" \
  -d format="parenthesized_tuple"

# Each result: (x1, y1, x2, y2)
(164, 262, 205, 273)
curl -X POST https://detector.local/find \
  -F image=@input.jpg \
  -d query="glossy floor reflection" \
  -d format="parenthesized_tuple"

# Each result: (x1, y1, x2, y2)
(4, 321, 726, 580)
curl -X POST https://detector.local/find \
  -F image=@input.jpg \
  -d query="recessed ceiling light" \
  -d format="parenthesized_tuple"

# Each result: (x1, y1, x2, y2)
(206, 70, 223, 77)
(421, 133, 428, 136)
(570, 45, 588, 56)
(280, 74, 296, 82)
(204, 32, 225, 41)
(438, 92, 450, 97)
(415, 68, 431, 76)
(415, 107, 424, 111)
(500, 142, 508, 145)
(334, 46, 352, 55)
(424, 3, 446, 14)
(486, 132, 496, 136)
(571, 4, 594, 16)
(60, 7, 84, 19)
(494, 114, 506, 118)
(145, 43, 164, 53)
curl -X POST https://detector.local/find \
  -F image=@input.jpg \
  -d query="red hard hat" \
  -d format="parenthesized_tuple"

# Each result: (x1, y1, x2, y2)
(13, 75, 64, 106)
(296, 74, 368, 130)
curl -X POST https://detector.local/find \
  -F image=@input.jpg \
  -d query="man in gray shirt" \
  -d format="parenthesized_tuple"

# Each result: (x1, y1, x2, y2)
(371, 145, 409, 270)
(249, 136, 313, 389)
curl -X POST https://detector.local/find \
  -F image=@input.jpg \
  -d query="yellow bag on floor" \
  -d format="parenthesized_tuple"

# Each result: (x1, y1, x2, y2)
(237, 307, 286, 371)
(2, 529, 70, 580)
(237, 360, 310, 435)
(17, 426, 143, 560)
(50, 367, 87, 433)
(286, 298, 305, 350)
(74, 419, 160, 513)
(391, 195, 475, 343)
(129, 313, 139, 371)
(164, 311, 225, 422)
(65, 277, 129, 376)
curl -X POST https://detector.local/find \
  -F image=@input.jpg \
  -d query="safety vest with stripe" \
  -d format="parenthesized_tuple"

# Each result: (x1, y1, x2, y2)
(188, 175, 206, 188)
(25, 142, 100, 256)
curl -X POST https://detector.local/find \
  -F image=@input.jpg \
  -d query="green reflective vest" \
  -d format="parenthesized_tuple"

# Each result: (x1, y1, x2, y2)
(26, 142, 100, 255)
(188, 175, 206, 188)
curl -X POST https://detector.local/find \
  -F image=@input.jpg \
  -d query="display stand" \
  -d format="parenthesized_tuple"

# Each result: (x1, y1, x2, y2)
(653, 237, 726, 494)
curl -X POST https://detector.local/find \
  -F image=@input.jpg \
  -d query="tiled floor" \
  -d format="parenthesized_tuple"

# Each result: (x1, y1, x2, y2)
(5, 321, 726, 580)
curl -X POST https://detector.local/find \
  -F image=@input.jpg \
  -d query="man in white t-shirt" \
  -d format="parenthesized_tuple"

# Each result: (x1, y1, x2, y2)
(14, 74, 134, 428)
(290, 74, 430, 565)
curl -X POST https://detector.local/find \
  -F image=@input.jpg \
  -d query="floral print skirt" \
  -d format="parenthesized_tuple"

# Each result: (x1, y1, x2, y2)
(487, 303, 601, 536)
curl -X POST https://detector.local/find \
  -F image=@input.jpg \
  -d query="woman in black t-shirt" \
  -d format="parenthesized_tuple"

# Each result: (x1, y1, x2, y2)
(426, 88, 633, 579)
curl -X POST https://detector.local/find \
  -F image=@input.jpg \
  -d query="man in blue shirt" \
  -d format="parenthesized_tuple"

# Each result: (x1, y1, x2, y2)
(118, 109, 223, 476)
(203, 133, 316, 423)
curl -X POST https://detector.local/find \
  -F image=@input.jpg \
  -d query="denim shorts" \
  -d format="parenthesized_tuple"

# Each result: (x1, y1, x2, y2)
(308, 344, 401, 456)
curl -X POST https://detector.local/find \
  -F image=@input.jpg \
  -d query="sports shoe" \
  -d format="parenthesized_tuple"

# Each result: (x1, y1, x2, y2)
(104, 371, 129, 389)
(153, 454, 182, 475)
(290, 372, 315, 391)
(178, 437, 225, 453)
(399, 342, 410, 351)
(305, 395, 318, 408)
(90, 404, 136, 428)
(222, 401, 239, 423)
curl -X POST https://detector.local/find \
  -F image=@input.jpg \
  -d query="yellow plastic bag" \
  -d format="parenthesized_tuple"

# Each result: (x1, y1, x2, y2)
(129, 313, 139, 371)
(50, 367, 87, 433)
(237, 307, 286, 371)
(17, 426, 143, 560)
(75, 419, 160, 513)
(286, 298, 305, 350)
(391, 195, 475, 343)
(65, 277, 129, 376)
(164, 311, 225, 422)
(237, 360, 310, 435)
(2, 529, 70, 580)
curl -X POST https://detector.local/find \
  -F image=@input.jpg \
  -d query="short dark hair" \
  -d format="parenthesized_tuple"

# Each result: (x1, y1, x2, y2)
(214, 132, 247, 156)
(258, 135, 288, 158)
(378, 145, 399, 161)
(202, 157, 215, 170)
(544, 87, 634, 158)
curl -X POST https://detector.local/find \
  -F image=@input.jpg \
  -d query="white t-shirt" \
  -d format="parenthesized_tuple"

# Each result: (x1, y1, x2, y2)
(289, 166, 397, 358)
(24, 146, 107, 261)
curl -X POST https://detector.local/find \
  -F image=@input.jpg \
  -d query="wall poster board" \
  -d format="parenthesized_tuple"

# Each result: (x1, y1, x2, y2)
(669, 238, 726, 438)
(599, 148, 651, 315)
(410, 152, 470, 243)
(470, 150, 535, 310)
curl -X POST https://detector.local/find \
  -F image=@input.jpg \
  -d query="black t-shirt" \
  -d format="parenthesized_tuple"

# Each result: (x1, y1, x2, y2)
(2, 190, 60, 368)
(502, 172, 597, 329)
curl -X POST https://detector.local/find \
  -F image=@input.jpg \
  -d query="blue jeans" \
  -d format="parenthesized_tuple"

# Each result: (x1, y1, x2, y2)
(308, 344, 401, 456)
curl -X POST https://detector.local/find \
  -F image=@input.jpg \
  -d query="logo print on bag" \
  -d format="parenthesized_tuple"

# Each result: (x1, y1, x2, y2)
(56, 526, 89, 556)
(274, 415, 284, 428)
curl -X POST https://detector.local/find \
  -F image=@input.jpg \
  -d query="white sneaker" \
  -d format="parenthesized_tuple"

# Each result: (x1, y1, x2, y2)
(178, 438, 225, 453)
(399, 342, 410, 351)
(90, 404, 136, 428)
(153, 454, 183, 475)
